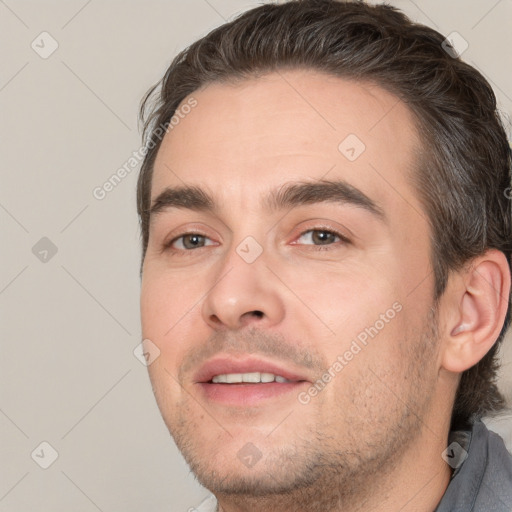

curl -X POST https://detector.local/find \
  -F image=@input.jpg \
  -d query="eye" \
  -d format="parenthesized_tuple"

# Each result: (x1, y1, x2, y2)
(162, 227, 349, 256)
(167, 233, 216, 251)
(293, 228, 350, 250)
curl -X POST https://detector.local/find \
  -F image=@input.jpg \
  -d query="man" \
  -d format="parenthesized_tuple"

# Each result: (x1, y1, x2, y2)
(137, 1, 512, 510)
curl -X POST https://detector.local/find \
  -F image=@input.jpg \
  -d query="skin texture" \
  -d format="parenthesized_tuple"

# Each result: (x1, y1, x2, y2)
(140, 70, 510, 512)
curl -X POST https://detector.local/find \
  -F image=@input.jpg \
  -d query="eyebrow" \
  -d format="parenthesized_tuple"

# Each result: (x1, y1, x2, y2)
(149, 179, 386, 223)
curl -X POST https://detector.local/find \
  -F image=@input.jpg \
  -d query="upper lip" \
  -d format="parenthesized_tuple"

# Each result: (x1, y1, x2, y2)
(194, 355, 311, 383)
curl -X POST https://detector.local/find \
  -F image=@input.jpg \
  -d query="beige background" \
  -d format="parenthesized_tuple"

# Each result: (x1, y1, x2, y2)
(1, 0, 511, 511)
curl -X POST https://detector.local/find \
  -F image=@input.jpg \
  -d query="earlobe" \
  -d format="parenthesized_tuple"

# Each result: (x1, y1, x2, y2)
(441, 250, 511, 374)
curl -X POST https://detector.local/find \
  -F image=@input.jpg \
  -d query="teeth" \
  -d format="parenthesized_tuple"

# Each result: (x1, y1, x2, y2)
(211, 372, 292, 383)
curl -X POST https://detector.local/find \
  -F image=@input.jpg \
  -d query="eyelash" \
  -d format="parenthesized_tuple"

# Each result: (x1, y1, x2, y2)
(163, 228, 350, 256)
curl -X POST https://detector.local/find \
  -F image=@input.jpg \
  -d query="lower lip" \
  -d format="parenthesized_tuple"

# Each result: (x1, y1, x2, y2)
(197, 381, 308, 406)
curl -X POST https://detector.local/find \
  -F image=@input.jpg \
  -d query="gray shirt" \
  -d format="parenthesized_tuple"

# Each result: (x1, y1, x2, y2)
(191, 419, 512, 512)
(434, 418, 512, 511)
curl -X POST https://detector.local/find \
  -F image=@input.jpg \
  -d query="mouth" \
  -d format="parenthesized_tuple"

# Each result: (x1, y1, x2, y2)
(194, 357, 311, 406)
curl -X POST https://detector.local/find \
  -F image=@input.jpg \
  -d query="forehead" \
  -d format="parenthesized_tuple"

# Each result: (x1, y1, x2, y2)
(151, 69, 424, 222)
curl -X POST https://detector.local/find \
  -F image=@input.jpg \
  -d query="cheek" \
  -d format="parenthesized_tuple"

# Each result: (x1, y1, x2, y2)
(140, 269, 207, 387)
(285, 263, 410, 384)
(285, 260, 400, 336)
(140, 266, 204, 336)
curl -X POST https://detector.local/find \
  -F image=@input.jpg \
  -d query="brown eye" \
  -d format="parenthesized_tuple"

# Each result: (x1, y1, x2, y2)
(296, 229, 344, 246)
(168, 233, 214, 251)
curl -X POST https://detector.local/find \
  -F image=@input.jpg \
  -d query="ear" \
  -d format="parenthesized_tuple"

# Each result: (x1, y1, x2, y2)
(441, 249, 511, 373)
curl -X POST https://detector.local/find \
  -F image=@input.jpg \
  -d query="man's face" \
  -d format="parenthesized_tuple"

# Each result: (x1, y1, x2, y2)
(140, 70, 442, 498)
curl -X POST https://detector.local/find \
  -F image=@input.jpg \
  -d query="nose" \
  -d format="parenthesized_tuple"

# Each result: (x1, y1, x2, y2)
(201, 243, 286, 331)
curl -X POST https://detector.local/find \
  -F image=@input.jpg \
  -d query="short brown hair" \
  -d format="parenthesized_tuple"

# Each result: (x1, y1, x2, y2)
(137, 0, 512, 429)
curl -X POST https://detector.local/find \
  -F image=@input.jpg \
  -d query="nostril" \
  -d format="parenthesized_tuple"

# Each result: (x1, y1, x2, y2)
(251, 310, 264, 318)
